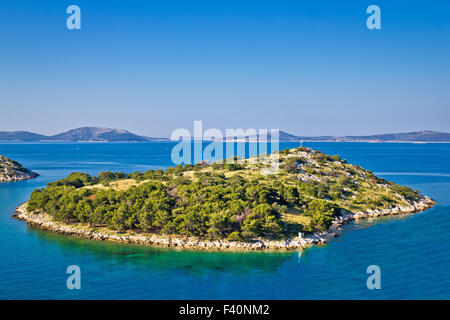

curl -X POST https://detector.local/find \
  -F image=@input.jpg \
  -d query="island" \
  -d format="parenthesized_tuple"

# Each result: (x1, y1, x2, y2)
(13, 147, 435, 250)
(0, 127, 169, 142)
(2, 127, 450, 143)
(0, 155, 39, 182)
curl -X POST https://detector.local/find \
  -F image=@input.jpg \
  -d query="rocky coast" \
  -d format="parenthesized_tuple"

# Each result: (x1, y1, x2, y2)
(0, 155, 38, 182)
(13, 196, 435, 251)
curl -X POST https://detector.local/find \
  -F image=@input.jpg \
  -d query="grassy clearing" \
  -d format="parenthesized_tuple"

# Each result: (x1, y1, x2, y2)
(84, 179, 146, 191)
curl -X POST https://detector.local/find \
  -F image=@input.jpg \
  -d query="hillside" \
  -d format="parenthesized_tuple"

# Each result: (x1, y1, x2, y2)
(0, 127, 169, 142)
(18, 147, 434, 250)
(0, 156, 38, 182)
(222, 130, 450, 142)
(336, 130, 450, 142)
(282, 130, 450, 142)
(0, 131, 47, 141)
(1, 128, 450, 142)
(46, 127, 149, 142)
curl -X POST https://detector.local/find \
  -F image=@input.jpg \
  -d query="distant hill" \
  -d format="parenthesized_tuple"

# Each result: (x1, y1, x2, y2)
(333, 130, 450, 142)
(140, 135, 172, 142)
(229, 130, 450, 142)
(220, 130, 450, 142)
(1, 128, 450, 143)
(0, 131, 47, 141)
(219, 130, 299, 141)
(278, 131, 331, 141)
(0, 127, 169, 142)
(278, 131, 335, 142)
(290, 130, 450, 143)
(46, 127, 151, 142)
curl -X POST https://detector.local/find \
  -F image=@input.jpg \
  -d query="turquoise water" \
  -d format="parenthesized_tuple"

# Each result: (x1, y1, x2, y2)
(0, 142, 449, 299)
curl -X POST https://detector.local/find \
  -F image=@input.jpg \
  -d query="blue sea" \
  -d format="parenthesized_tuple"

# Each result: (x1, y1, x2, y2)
(0, 142, 449, 299)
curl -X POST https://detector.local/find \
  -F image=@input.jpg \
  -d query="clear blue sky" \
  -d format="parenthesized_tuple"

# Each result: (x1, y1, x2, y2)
(1, 0, 449, 137)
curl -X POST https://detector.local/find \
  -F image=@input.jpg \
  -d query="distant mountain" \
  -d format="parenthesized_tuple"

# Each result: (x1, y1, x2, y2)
(219, 130, 450, 142)
(218, 130, 303, 142)
(46, 127, 152, 142)
(277, 131, 326, 141)
(140, 135, 171, 142)
(0, 127, 170, 142)
(333, 130, 450, 142)
(217, 130, 333, 142)
(1, 128, 450, 143)
(0, 131, 47, 141)
(289, 130, 450, 143)
(277, 131, 335, 142)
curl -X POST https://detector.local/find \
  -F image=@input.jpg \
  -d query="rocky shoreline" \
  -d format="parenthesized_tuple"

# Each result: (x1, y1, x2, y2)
(0, 155, 39, 182)
(13, 197, 436, 251)
(0, 171, 38, 182)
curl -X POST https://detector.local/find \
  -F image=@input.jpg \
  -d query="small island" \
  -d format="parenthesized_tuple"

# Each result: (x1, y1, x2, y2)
(14, 147, 435, 250)
(0, 155, 38, 182)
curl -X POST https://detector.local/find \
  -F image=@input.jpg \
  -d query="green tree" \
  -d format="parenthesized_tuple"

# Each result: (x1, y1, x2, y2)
(111, 203, 129, 230)
(241, 204, 282, 238)
(176, 209, 207, 237)
(207, 210, 235, 238)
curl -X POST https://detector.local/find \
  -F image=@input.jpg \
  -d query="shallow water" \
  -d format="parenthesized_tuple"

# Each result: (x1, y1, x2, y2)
(0, 142, 449, 299)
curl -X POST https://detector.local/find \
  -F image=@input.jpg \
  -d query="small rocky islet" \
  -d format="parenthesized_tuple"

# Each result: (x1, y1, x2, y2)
(13, 147, 435, 251)
(0, 155, 38, 182)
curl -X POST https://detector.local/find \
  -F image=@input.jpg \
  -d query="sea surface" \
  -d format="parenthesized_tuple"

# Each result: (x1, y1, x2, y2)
(0, 142, 449, 299)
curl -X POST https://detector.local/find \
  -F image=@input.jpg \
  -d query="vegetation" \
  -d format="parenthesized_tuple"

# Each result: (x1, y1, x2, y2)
(0, 155, 38, 181)
(26, 147, 423, 240)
